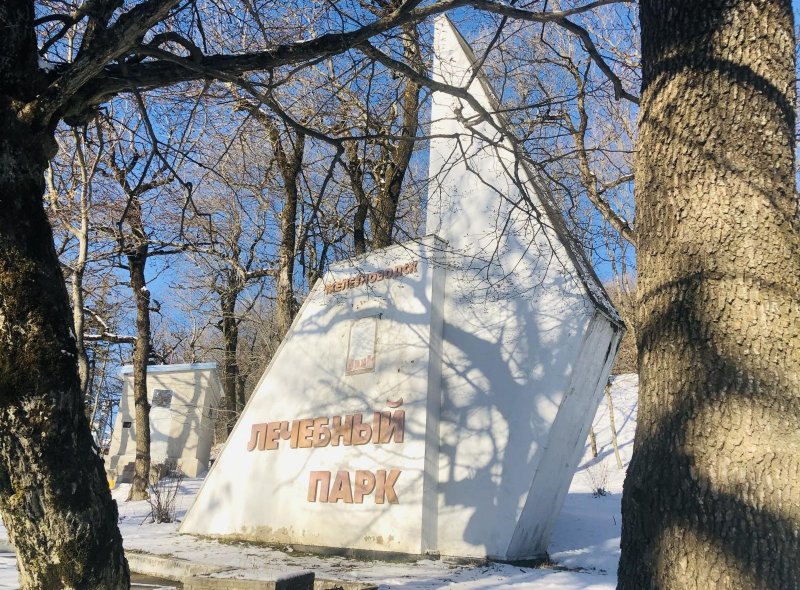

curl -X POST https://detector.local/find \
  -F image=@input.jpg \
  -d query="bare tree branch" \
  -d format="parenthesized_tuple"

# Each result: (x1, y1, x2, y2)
(54, 0, 636, 122)
(83, 306, 137, 344)
(24, 0, 183, 124)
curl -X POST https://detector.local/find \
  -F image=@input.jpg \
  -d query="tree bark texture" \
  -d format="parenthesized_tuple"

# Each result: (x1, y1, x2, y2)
(269, 127, 305, 338)
(619, 1, 800, 589)
(371, 24, 421, 249)
(71, 226, 91, 406)
(69, 130, 93, 403)
(344, 141, 370, 256)
(220, 282, 241, 433)
(0, 3, 129, 587)
(127, 232, 152, 501)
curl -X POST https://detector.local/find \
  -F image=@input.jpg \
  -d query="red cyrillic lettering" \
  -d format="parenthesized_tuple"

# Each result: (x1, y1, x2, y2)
(354, 470, 376, 503)
(328, 471, 353, 503)
(264, 421, 281, 450)
(375, 469, 401, 504)
(351, 414, 372, 445)
(379, 410, 405, 444)
(247, 423, 268, 452)
(330, 415, 353, 446)
(312, 417, 330, 447)
(371, 412, 383, 444)
(289, 419, 302, 448)
(307, 471, 331, 502)
(296, 418, 315, 448)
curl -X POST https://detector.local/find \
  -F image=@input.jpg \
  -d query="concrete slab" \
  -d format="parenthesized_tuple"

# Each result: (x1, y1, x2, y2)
(315, 580, 378, 590)
(184, 572, 314, 590)
(127, 551, 318, 590)
(126, 551, 230, 579)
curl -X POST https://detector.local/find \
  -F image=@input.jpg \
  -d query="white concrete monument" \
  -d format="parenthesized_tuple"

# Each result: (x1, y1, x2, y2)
(180, 17, 623, 561)
(107, 363, 222, 482)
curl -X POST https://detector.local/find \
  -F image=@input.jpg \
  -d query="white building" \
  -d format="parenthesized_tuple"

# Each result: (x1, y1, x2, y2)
(106, 363, 222, 483)
(179, 17, 623, 561)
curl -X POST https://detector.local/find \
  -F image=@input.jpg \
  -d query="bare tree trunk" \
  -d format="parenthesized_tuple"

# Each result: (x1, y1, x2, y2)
(269, 128, 305, 337)
(588, 427, 598, 458)
(237, 372, 248, 409)
(344, 141, 370, 256)
(0, 7, 128, 585)
(72, 227, 90, 398)
(220, 284, 240, 433)
(276, 188, 298, 337)
(604, 382, 622, 470)
(127, 243, 152, 501)
(70, 131, 92, 397)
(619, 1, 800, 588)
(371, 24, 421, 249)
(227, 99, 305, 337)
(46, 128, 99, 400)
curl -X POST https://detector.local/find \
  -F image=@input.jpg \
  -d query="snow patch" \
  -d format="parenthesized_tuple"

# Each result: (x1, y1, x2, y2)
(0, 376, 639, 589)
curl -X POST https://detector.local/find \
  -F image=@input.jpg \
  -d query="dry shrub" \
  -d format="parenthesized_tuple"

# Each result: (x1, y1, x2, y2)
(147, 463, 184, 523)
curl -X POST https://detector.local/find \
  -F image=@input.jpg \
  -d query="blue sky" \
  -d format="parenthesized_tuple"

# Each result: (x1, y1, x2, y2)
(142, 3, 800, 340)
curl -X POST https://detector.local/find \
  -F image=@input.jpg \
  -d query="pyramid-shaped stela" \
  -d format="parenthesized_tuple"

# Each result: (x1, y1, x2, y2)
(180, 17, 622, 561)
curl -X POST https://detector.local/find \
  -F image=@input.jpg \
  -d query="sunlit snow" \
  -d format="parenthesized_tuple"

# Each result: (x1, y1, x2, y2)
(0, 375, 638, 589)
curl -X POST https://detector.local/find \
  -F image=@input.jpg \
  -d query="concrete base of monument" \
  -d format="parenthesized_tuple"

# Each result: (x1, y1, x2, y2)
(176, 535, 550, 565)
(179, 537, 431, 563)
(127, 550, 374, 590)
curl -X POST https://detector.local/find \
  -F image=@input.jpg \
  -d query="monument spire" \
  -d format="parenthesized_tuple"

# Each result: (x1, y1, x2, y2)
(180, 17, 623, 563)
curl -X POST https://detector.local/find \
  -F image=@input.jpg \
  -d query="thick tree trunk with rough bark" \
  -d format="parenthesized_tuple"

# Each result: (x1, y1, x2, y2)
(127, 244, 152, 501)
(0, 107, 130, 590)
(619, 1, 800, 588)
(0, 3, 128, 587)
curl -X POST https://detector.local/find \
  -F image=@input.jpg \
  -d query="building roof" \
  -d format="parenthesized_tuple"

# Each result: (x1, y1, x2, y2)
(119, 362, 219, 375)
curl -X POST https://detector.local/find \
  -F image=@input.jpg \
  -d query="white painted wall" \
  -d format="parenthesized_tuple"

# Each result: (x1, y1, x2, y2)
(507, 313, 621, 559)
(427, 16, 621, 559)
(107, 364, 222, 480)
(180, 238, 447, 555)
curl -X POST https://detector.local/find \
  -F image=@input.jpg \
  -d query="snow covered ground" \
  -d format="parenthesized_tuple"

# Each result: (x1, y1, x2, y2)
(0, 374, 638, 589)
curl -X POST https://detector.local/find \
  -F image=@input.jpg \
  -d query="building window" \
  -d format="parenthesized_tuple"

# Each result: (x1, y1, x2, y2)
(122, 421, 132, 428)
(152, 389, 174, 408)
